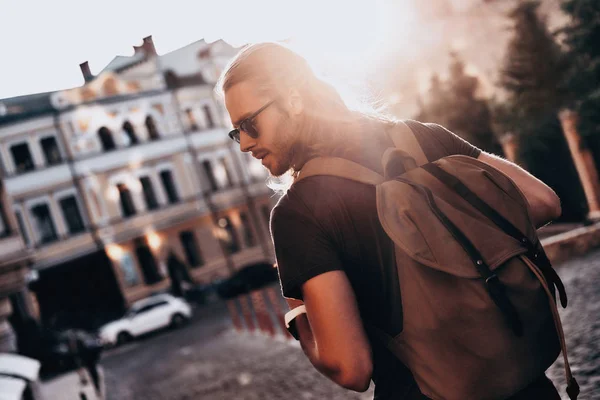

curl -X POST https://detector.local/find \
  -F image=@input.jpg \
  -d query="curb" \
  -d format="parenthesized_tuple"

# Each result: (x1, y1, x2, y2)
(542, 222, 600, 265)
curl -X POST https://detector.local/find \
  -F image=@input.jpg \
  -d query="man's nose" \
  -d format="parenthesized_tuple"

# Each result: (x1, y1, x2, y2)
(239, 131, 256, 153)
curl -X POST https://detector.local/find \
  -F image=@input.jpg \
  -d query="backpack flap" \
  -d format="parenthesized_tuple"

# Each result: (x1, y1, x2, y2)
(376, 157, 532, 278)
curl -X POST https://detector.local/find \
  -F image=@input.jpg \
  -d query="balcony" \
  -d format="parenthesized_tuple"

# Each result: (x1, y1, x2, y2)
(30, 231, 97, 270)
(102, 196, 210, 244)
(0, 234, 26, 261)
(3, 164, 72, 197)
(74, 135, 189, 176)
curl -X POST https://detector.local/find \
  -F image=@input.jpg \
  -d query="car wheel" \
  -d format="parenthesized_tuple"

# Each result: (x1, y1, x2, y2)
(116, 331, 132, 345)
(170, 313, 187, 329)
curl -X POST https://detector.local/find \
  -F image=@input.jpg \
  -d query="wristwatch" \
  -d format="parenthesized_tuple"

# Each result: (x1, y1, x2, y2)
(284, 305, 307, 340)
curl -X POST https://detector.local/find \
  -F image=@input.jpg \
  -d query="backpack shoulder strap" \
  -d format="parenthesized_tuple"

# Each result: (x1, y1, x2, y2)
(295, 157, 385, 186)
(387, 121, 429, 167)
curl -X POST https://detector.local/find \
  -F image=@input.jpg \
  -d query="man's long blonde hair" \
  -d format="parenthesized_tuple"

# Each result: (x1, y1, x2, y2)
(216, 42, 394, 180)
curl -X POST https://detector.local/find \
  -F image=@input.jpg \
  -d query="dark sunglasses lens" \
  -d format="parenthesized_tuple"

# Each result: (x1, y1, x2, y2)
(240, 120, 258, 139)
(228, 129, 241, 143)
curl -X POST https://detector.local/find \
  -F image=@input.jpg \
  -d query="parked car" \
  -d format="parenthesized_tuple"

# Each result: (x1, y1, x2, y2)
(98, 294, 192, 346)
(0, 353, 43, 400)
(40, 329, 103, 377)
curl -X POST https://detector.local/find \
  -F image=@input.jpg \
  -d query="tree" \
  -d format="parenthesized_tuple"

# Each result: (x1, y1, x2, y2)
(417, 54, 502, 155)
(559, 0, 600, 161)
(496, 0, 587, 221)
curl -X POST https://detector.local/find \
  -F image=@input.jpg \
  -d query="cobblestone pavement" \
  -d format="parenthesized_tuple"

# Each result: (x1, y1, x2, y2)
(547, 249, 600, 399)
(101, 303, 373, 400)
(101, 249, 600, 400)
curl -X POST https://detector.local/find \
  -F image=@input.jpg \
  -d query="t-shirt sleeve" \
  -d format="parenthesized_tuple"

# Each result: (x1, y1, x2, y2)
(270, 199, 343, 300)
(404, 120, 482, 161)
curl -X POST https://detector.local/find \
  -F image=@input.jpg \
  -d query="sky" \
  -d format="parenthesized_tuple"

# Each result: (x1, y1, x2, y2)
(0, 0, 418, 100)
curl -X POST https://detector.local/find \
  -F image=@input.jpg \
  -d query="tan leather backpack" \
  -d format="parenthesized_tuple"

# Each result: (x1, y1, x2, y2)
(295, 121, 579, 400)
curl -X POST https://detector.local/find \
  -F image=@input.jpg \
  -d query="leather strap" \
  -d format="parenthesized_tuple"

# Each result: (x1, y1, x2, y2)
(521, 256, 579, 400)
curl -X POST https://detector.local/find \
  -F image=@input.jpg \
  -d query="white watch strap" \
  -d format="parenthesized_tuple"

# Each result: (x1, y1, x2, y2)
(284, 305, 307, 328)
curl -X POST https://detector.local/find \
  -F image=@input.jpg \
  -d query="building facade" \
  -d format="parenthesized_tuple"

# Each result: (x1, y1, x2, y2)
(0, 37, 277, 332)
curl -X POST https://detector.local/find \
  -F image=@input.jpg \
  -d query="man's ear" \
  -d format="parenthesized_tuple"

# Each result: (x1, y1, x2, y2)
(287, 88, 304, 116)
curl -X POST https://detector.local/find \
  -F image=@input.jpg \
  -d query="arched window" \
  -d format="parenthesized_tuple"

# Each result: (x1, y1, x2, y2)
(145, 116, 160, 141)
(122, 121, 138, 145)
(98, 127, 116, 151)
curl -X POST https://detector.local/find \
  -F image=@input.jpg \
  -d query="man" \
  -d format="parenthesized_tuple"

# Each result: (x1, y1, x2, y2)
(218, 42, 562, 399)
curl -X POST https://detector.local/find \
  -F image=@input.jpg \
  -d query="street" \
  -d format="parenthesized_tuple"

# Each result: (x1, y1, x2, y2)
(101, 250, 600, 400)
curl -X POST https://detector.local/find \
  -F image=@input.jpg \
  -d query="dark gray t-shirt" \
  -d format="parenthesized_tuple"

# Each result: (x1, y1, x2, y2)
(271, 120, 481, 399)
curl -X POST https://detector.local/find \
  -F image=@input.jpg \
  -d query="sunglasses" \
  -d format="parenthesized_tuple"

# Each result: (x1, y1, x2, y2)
(228, 100, 275, 143)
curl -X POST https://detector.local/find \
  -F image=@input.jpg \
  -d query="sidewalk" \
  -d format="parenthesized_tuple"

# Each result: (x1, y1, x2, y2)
(41, 367, 105, 400)
(102, 327, 374, 400)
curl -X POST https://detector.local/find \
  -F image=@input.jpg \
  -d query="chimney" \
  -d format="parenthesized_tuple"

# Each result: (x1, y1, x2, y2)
(80, 61, 94, 82)
(142, 36, 157, 56)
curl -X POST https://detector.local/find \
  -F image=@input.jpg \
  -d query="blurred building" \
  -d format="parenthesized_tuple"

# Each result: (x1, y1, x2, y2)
(0, 175, 32, 352)
(0, 36, 276, 332)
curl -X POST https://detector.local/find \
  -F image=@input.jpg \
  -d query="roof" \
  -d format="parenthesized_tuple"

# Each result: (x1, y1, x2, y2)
(100, 53, 146, 74)
(0, 91, 55, 127)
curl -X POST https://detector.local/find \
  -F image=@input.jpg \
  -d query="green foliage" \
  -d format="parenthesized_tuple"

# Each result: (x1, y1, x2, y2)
(417, 53, 502, 155)
(560, 0, 600, 157)
(495, 0, 587, 221)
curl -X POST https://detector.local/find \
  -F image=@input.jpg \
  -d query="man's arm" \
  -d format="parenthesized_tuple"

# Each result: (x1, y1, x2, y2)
(286, 271, 373, 392)
(477, 152, 561, 228)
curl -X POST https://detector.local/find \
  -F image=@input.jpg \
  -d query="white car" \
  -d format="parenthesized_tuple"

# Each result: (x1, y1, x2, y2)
(0, 353, 43, 400)
(99, 294, 192, 346)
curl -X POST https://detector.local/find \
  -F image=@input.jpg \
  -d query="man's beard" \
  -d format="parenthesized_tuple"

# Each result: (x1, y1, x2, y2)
(269, 113, 301, 177)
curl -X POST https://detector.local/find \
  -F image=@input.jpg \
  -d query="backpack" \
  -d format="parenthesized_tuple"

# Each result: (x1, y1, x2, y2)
(294, 121, 579, 400)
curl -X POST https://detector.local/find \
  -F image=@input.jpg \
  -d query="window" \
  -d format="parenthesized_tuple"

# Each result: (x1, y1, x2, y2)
(40, 137, 62, 166)
(59, 195, 85, 234)
(10, 143, 34, 173)
(15, 210, 29, 245)
(134, 300, 168, 316)
(185, 109, 198, 131)
(159, 170, 179, 204)
(135, 237, 162, 284)
(117, 183, 137, 217)
(145, 116, 160, 140)
(217, 216, 240, 254)
(203, 105, 215, 128)
(179, 231, 204, 267)
(239, 212, 256, 247)
(140, 176, 159, 210)
(98, 127, 116, 151)
(202, 161, 218, 192)
(122, 121, 138, 145)
(30, 204, 58, 244)
(118, 252, 140, 287)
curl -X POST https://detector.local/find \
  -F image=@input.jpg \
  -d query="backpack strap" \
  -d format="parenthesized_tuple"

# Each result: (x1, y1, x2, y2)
(521, 256, 579, 400)
(386, 121, 429, 167)
(295, 157, 385, 186)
